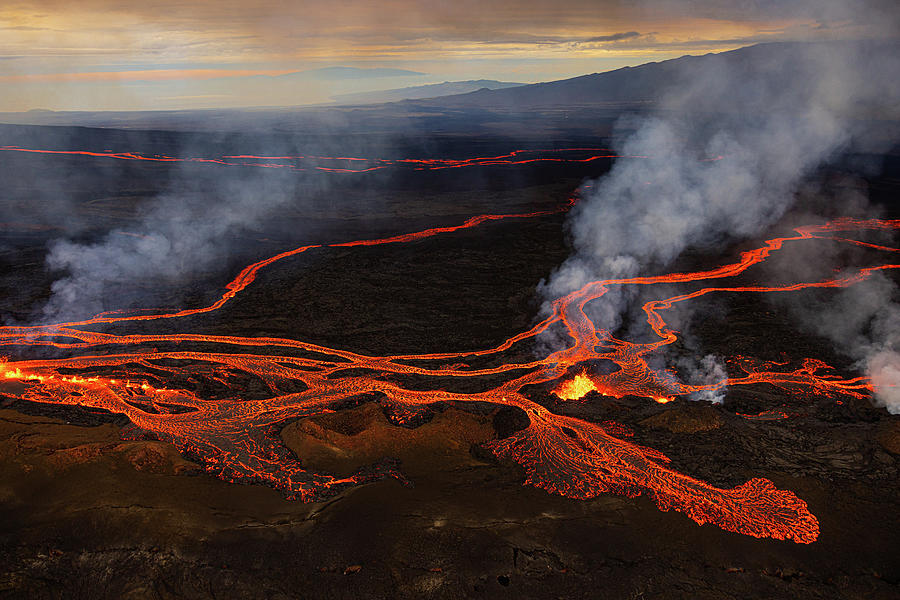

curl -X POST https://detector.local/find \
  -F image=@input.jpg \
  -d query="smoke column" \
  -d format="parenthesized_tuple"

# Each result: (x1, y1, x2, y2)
(40, 168, 310, 322)
(541, 39, 900, 407)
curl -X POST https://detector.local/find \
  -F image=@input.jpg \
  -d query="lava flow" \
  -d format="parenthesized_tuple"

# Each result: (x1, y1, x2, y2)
(1, 144, 899, 545)
(0, 145, 629, 174)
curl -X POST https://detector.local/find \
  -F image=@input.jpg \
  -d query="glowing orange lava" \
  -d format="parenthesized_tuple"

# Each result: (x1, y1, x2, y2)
(1, 146, 898, 545)
(0, 146, 629, 174)
(553, 372, 597, 400)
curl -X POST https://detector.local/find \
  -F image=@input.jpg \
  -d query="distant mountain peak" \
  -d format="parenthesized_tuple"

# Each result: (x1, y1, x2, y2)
(409, 40, 900, 114)
(330, 79, 523, 104)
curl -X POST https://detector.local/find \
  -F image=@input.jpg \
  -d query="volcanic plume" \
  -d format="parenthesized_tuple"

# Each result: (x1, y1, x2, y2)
(541, 40, 900, 410)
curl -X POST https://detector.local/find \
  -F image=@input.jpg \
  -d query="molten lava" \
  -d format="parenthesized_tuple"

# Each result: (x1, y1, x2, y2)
(0, 145, 628, 174)
(1, 145, 898, 545)
(553, 373, 597, 400)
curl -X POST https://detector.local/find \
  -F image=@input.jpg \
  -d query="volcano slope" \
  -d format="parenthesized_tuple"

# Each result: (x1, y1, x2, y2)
(0, 123, 899, 599)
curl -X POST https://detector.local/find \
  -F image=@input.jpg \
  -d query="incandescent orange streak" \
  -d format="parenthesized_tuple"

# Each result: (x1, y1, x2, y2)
(0, 146, 631, 174)
(1, 142, 898, 543)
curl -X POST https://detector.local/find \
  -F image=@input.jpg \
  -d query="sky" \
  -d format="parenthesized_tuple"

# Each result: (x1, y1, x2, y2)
(0, 0, 897, 111)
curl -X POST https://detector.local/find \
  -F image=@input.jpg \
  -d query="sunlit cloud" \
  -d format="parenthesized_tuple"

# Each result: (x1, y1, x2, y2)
(0, 68, 298, 83)
(0, 0, 895, 110)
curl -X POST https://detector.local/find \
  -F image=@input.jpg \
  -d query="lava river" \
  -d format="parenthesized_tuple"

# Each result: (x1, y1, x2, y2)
(0, 147, 898, 545)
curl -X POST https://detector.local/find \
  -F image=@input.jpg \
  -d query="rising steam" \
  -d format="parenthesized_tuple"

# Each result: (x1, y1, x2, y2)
(542, 40, 900, 409)
(40, 164, 321, 322)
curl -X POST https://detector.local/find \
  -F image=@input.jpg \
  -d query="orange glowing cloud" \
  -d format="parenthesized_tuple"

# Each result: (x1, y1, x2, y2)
(0, 0, 893, 110)
(0, 69, 298, 83)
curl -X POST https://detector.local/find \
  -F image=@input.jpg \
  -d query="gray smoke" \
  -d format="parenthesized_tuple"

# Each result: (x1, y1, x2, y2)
(680, 354, 729, 404)
(541, 39, 900, 407)
(770, 269, 900, 413)
(39, 163, 321, 322)
(869, 350, 900, 414)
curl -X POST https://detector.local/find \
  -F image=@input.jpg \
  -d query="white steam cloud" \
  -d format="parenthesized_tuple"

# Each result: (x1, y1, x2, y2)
(774, 273, 900, 413)
(542, 39, 900, 408)
(869, 351, 900, 413)
(40, 166, 320, 322)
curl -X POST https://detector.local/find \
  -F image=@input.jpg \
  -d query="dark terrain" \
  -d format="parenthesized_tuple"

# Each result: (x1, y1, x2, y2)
(0, 114, 898, 600)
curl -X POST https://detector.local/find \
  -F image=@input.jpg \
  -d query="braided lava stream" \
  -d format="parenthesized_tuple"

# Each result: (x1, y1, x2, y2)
(0, 146, 639, 173)
(0, 165, 898, 543)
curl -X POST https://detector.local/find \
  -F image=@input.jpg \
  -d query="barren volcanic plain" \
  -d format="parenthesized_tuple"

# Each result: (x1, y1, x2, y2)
(0, 109, 898, 600)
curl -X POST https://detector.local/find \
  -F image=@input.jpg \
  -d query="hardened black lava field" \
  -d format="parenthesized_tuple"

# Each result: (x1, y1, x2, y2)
(1, 120, 899, 599)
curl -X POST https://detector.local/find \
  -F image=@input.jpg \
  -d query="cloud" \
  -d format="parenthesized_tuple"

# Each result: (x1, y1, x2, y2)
(0, 68, 299, 83)
(583, 31, 641, 43)
(2, 1, 894, 68)
(287, 67, 427, 80)
(1, 0, 896, 110)
(0, 25, 54, 31)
